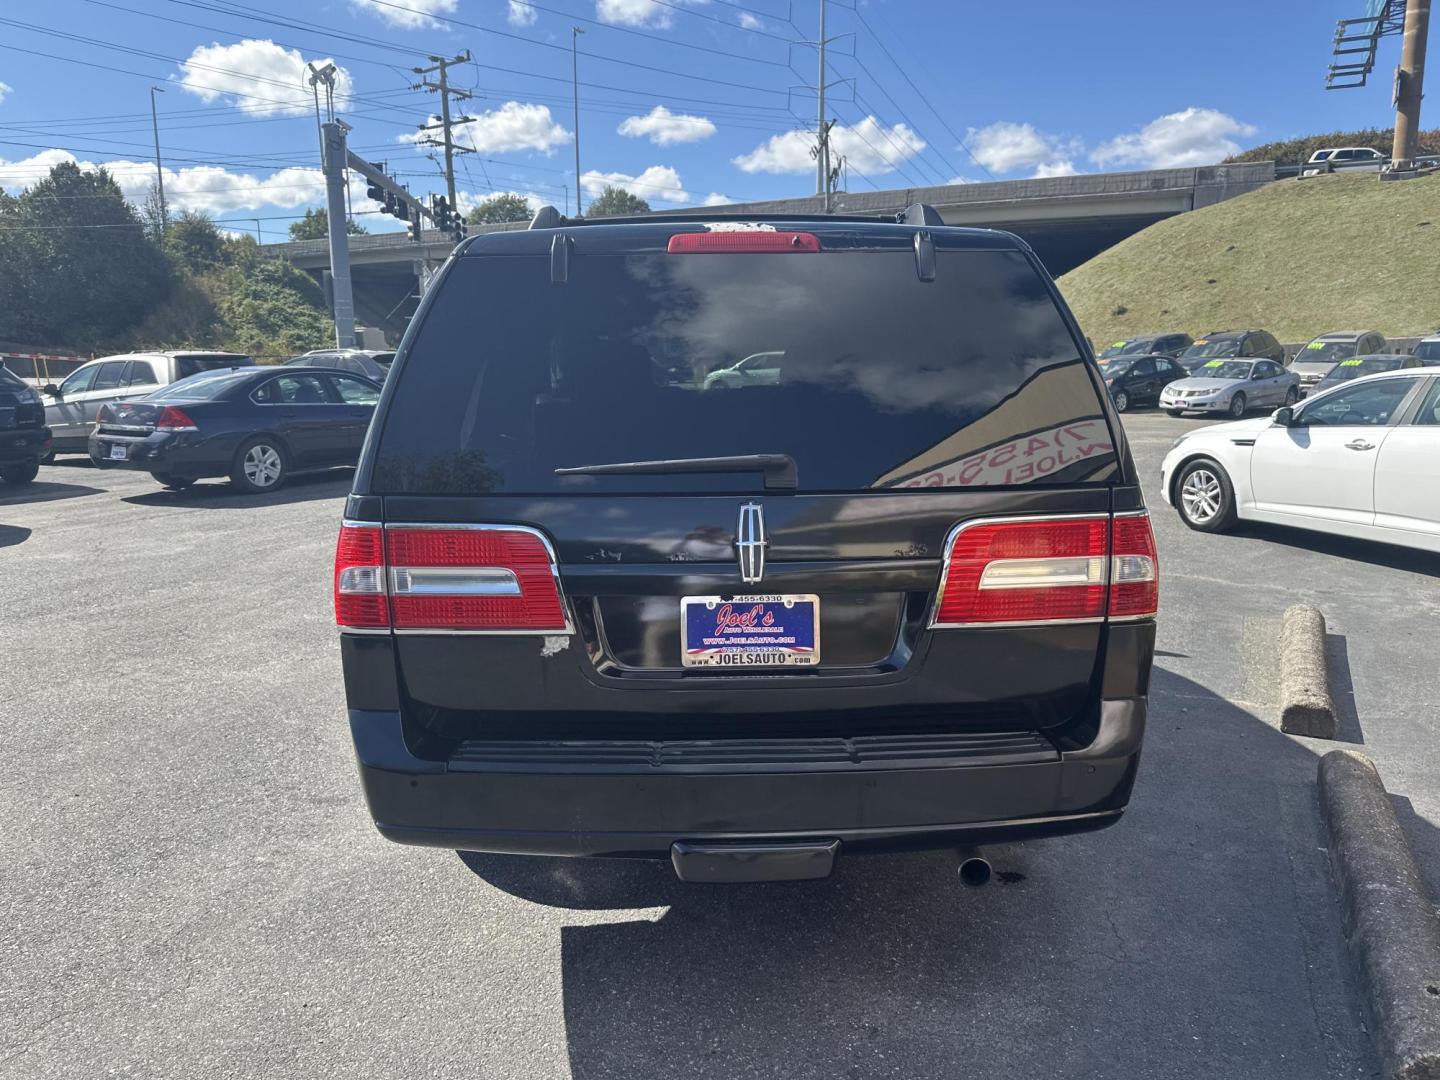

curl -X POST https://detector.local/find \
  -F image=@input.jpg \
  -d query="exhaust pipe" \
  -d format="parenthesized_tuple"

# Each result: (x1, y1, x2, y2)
(955, 848, 992, 887)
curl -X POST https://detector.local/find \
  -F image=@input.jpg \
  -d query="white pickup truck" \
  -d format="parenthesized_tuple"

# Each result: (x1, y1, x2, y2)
(40, 350, 251, 458)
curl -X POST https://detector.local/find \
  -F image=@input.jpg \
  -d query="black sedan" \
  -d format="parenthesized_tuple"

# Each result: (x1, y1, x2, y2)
(1097, 354, 1187, 412)
(88, 367, 380, 493)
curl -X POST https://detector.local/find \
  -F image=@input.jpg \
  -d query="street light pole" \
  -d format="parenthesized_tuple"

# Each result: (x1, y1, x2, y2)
(572, 27, 584, 216)
(149, 86, 166, 235)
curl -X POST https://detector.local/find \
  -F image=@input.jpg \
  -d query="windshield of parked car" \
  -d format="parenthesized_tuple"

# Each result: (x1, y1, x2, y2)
(373, 246, 1117, 494)
(1190, 360, 1252, 381)
(146, 369, 255, 400)
(1098, 359, 1133, 378)
(1098, 339, 1153, 358)
(1318, 356, 1406, 384)
(1299, 340, 1359, 363)
(1413, 341, 1440, 363)
(1180, 336, 1243, 361)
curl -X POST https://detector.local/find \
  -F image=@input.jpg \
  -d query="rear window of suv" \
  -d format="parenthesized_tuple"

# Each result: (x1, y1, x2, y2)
(371, 243, 1117, 493)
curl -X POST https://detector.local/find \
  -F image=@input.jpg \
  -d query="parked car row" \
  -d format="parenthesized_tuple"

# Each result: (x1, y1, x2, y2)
(1096, 326, 1440, 416)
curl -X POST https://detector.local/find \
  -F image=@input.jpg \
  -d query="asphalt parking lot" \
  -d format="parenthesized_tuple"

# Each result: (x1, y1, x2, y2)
(3, 420, 1437, 1080)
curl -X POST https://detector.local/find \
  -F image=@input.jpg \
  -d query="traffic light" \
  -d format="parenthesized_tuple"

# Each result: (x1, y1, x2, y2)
(407, 211, 422, 242)
(365, 179, 385, 203)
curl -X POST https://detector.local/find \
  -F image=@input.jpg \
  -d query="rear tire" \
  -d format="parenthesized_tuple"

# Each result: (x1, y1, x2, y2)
(1283, 386, 1299, 406)
(0, 460, 40, 485)
(230, 438, 287, 494)
(41, 448, 55, 465)
(1228, 393, 1247, 418)
(1174, 458, 1237, 533)
(1113, 389, 1130, 413)
(150, 472, 194, 491)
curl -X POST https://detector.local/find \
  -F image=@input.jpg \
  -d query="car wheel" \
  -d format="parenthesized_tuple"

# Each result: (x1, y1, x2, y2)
(1228, 393, 1247, 418)
(1283, 386, 1299, 406)
(1166, 409, 1184, 417)
(1113, 389, 1130, 413)
(150, 472, 194, 491)
(1175, 458, 1237, 533)
(0, 460, 40, 485)
(231, 438, 287, 494)
(41, 448, 55, 465)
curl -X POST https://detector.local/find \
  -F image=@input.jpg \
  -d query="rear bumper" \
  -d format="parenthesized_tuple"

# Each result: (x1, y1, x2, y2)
(88, 430, 227, 477)
(347, 698, 1145, 858)
(0, 426, 49, 466)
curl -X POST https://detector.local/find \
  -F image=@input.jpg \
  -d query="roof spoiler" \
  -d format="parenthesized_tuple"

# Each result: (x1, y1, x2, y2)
(526, 202, 947, 229)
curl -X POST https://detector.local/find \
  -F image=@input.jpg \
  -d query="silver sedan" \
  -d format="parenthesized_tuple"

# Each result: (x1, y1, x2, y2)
(1159, 359, 1299, 419)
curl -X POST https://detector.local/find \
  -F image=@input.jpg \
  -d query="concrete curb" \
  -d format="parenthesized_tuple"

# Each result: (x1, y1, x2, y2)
(1318, 750, 1440, 1080)
(1280, 603, 1335, 738)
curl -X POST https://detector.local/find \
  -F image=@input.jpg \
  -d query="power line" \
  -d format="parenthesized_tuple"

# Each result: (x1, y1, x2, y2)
(851, 7, 993, 178)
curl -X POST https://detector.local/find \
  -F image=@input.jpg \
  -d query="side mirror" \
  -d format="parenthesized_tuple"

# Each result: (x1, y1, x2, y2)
(41, 384, 60, 397)
(1273, 406, 1295, 427)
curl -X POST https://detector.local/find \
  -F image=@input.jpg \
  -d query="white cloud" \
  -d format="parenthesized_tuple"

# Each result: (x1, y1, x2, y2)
(945, 175, 978, 185)
(506, 0, 537, 25)
(1091, 107, 1257, 169)
(1032, 160, 1078, 178)
(733, 115, 925, 175)
(596, 0, 705, 28)
(176, 40, 352, 116)
(349, 0, 457, 28)
(405, 101, 570, 155)
(617, 105, 716, 146)
(701, 192, 732, 206)
(0, 82, 12, 106)
(581, 165, 690, 204)
(737, 12, 762, 29)
(455, 189, 545, 217)
(0, 148, 369, 216)
(965, 121, 1080, 175)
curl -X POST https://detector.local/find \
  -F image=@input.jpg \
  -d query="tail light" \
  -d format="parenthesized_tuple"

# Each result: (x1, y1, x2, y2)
(931, 512, 1158, 628)
(1108, 512, 1159, 619)
(668, 231, 820, 254)
(333, 523, 570, 633)
(154, 406, 198, 431)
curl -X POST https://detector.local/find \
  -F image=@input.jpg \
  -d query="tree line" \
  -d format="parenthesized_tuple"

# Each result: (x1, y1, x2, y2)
(0, 162, 333, 356)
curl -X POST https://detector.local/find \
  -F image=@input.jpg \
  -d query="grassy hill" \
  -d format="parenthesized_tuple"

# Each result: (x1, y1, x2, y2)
(1056, 171, 1440, 345)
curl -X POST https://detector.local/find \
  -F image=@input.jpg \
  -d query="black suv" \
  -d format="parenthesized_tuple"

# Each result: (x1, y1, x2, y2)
(1176, 329, 1285, 373)
(0, 366, 51, 485)
(336, 207, 1157, 882)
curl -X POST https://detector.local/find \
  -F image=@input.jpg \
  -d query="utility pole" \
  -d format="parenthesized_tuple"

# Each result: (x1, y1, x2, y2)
(572, 27, 584, 215)
(148, 86, 166, 235)
(1391, 0, 1431, 169)
(816, 0, 828, 206)
(320, 122, 356, 349)
(413, 52, 474, 215)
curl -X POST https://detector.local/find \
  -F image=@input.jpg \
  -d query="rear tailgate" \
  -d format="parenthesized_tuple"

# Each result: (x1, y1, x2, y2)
(351, 224, 1143, 743)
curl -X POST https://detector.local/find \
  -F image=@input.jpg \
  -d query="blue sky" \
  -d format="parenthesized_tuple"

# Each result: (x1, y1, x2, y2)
(0, 0, 1420, 239)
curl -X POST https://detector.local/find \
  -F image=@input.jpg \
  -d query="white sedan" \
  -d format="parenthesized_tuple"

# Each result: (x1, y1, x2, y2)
(1160, 370, 1440, 553)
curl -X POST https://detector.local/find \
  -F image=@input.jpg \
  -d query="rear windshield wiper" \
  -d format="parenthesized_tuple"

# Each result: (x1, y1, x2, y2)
(555, 453, 797, 490)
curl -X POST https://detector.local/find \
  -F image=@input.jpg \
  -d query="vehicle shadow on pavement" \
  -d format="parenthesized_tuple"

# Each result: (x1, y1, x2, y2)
(0, 481, 104, 506)
(0, 524, 31, 547)
(120, 470, 354, 509)
(1236, 522, 1440, 577)
(460, 668, 1379, 1080)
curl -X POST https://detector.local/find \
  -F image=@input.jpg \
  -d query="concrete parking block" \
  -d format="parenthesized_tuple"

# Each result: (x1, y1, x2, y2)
(1319, 750, 1440, 1080)
(1280, 603, 1336, 738)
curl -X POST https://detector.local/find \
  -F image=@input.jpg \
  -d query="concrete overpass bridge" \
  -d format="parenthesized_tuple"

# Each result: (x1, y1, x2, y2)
(261, 162, 1275, 341)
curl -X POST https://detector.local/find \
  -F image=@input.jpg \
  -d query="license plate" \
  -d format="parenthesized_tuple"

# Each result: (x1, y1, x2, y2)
(681, 594, 820, 668)
(109, 443, 128, 460)
(0, 408, 13, 429)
